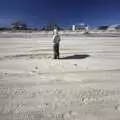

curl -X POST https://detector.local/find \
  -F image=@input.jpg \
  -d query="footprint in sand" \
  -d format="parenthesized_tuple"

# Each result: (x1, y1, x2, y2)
(31, 65, 39, 74)
(115, 104, 120, 111)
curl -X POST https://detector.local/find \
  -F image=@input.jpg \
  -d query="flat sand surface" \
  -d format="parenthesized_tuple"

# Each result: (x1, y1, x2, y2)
(0, 32, 120, 120)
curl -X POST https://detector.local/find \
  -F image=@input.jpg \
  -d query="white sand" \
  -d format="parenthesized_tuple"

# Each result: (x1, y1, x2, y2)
(0, 32, 120, 120)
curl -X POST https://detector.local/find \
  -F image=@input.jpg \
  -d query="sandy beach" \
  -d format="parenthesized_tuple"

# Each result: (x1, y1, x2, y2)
(0, 32, 120, 120)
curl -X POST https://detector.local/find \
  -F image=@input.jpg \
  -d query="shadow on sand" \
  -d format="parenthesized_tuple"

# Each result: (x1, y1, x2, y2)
(60, 54, 90, 60)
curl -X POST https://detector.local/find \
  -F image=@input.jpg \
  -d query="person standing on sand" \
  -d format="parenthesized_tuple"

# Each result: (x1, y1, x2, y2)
(53, 29, 61, 59)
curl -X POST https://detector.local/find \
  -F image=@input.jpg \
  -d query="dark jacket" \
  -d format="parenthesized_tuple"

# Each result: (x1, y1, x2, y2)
(53, 34, 61, 44)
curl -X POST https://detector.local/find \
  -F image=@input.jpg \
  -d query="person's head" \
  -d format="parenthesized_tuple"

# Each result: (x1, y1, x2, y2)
(54, 28, 59, 35)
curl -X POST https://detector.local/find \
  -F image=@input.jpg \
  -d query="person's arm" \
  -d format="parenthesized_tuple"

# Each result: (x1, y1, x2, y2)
(58, 35, 61, 43)
(53, 35, 55, 43)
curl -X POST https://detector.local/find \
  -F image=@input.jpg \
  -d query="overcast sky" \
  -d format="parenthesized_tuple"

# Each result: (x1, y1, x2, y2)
(0, 0, 120, 27)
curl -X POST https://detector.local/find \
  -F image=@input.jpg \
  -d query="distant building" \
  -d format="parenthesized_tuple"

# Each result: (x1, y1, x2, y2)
(74, 23, 88, 31)
(108, 24, 120, 31)
(11, 21, 27, 30)
(97, 26, 109, 30)
(72, 25, 76, 32)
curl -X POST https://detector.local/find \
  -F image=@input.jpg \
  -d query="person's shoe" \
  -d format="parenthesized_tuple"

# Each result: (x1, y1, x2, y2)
(54, 56, 57, 59)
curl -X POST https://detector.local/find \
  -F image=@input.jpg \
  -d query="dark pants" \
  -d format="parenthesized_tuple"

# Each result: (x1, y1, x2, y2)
(53, 44, 59, 59)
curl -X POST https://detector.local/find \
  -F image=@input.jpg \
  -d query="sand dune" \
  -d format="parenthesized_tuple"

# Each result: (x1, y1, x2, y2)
(0, 32, 120, 120)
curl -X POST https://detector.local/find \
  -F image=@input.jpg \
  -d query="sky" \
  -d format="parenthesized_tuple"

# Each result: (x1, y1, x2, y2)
(0, 0, 120, 27)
